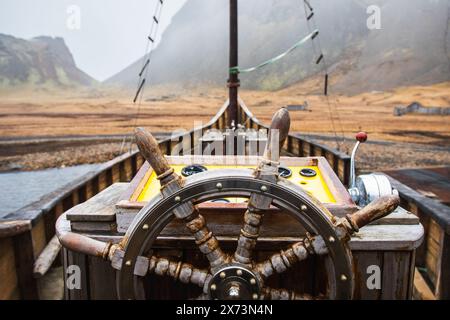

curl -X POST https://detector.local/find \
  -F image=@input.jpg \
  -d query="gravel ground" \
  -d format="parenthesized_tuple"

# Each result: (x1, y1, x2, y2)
(1, 135, 448, 173)
(310, 137, 450, 173)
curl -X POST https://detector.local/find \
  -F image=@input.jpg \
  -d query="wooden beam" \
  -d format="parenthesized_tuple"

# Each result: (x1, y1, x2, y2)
(13, 230, 39, 299)
(413, 268, 436, 300)
(33, 235, 62, 278)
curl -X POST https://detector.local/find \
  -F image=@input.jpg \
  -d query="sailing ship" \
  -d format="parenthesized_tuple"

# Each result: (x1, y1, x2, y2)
(5, 0, 449, 301)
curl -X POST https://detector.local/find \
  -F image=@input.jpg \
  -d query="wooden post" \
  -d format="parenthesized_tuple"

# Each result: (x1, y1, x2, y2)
(13, 230, 39, 299)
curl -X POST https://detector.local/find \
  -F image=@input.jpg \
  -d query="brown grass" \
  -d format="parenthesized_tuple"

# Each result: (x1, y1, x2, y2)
(0, 82, 449, 147)
(0, 82, 448, 172)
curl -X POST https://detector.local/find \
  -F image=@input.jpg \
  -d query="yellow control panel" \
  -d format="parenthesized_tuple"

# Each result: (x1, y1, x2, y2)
(137, 165, 336, 204)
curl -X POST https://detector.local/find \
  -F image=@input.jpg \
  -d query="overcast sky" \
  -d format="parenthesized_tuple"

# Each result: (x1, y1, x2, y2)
(0, 0, 186, 81)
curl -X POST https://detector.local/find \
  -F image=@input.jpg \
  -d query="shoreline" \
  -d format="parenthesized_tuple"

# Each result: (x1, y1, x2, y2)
(1, 133, 448, 174)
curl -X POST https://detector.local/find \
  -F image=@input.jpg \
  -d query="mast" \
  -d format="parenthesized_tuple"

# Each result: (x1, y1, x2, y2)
(227, 0, 239, 128)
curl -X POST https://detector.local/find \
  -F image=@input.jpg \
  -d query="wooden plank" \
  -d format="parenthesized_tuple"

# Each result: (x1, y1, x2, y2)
(98, 172, 108, 192)
(388, 176, 450, 233)
(413, 268, 436, 300)
(0, 238, 19, 300)
(112, 164, 120, 183)
(0, 220, 31, 238)
(381, 252, 412, 299)
(66, 251, 89, 300)
(436, 233, 450, 299)
(43, 207, 57, 242)
(31, 218, 47, 258)
(414, 209, 430, 267)
(33, 235, 62, 278)
(425, 219, 443, 286)
(353, 251, 383, 300)
(71, 221, 117, 232)
(88, 256, 118, 300)
(351, 225, 424, 251)
(12, 230, 39, 299)
(62, 248, 70, 300)
(66, 183, 127, 222)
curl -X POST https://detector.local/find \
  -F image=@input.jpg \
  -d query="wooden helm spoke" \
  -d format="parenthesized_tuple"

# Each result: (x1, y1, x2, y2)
(184, 208, 228, 270)
(233, 108, 290, 265)
(148, 256, 211, 288)
(233, 201, 269, 265)
(260, 287, 315, 300)
(255, 240, 311, 279)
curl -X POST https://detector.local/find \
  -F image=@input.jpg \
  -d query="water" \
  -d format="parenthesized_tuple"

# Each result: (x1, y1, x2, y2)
(0, 164, 100, 218)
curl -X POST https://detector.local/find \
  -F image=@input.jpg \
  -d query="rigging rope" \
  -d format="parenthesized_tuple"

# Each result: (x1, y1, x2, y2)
(229, 29, 318, 74)
(301, 0, 346, 151)
(120, 0, 165, 154)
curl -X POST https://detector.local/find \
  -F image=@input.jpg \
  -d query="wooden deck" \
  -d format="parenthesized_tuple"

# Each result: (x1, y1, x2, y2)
(384, 166, 450, 206)
(383, 166, 450, 300)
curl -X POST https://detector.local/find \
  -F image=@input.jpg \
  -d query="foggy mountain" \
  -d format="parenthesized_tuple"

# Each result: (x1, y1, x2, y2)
(107, 0, 450, 95)
(0, 34, 95, 89)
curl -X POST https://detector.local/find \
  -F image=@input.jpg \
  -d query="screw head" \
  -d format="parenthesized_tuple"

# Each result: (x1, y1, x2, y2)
(125, 260, 132, 266)
(236, 269, 243, 276)
(260, 185, 268, 192)
(341, 274, 347, 281)
(142, 224, 149, 230)
(252, 293, 259, 300)
(216, 183, 223, 189)
(210, 284, 217, 291)
(174, 196, 181, 202)
(220, 272, 226, 279)
(250, 278, 256, 285)
(329, 236, 335, 243)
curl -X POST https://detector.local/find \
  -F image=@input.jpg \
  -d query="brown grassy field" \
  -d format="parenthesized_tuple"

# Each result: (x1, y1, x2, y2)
(1, 82, 449, 143)
(0, 82, 449, 171)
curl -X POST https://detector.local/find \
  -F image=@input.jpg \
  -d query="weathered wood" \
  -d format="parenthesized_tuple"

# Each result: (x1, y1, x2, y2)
(12, 230, 39, 299)
(349, 195, 400, 230)
(67, 251, 89, 300)
(33, 235, 62, 278)
(88, 256, 118, 300)
(66, 183, 127, 223)
(436, 232, 450, 299)
(413, 268, 436, 300)
(381, 251, 412, 299)
(425, 219, 441, 285)
(0, 238, 20, 300)
(135, 127, 172, 177)
(0, 220, 31, 238)
(71, 222, 117, 233)
(388, 176, 450, 233)
(353, 251, 383, 300)
(31, 218, 47, 259)
(263, 107, 290, 160)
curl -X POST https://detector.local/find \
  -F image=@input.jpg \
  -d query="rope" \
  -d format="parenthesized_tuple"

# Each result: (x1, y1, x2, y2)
(229, 29, 318, 74)
(120, 0, 165, 154)
(301, 0, 346, 151)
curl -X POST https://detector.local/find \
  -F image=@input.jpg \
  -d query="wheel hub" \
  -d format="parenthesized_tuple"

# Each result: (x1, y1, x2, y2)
(209, 265, 261, 300)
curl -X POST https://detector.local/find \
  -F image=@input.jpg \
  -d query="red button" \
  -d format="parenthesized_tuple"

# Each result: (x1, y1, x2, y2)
(356, 132, 368, 143)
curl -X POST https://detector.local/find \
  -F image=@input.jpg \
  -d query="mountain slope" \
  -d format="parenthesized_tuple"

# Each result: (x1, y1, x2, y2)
(0, 34, 95, 88)
(107, 0, 450, 95)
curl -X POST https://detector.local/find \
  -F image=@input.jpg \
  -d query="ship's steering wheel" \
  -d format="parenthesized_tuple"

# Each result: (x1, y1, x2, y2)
(112, 109, 399, 300)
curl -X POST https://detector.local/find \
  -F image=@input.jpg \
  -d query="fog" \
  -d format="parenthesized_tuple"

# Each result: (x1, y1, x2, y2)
(0, 0, 186, 81)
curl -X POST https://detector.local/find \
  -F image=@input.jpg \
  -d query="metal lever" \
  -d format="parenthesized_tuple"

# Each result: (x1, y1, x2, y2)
(349, 132, 367, 189)
(348, 132, 367, 203)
